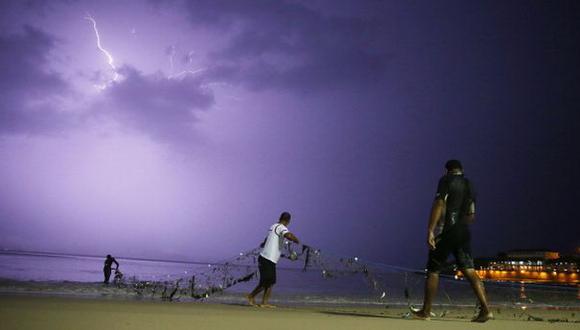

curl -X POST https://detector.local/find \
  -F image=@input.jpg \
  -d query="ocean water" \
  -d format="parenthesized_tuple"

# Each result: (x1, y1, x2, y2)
(1, 251, 578, 309)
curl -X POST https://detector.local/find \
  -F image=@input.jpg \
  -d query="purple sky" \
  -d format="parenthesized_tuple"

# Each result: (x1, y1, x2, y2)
(0, 0, 578, 267)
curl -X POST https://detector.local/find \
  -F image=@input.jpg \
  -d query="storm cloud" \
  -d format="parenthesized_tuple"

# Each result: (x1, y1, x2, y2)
(0, 26, 72, 134)
(0, 0, 578, 264)
(183, 0, 391, 92)
(94, 66, 215, 143)
(0, 25, 215, 143)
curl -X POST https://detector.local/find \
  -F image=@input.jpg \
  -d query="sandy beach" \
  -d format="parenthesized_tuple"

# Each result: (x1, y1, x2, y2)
(1, 295, 578, 330)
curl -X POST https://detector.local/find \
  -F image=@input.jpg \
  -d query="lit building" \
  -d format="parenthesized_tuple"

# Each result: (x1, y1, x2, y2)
(505, 249, 560, 260)
(455, 249, 579, 284)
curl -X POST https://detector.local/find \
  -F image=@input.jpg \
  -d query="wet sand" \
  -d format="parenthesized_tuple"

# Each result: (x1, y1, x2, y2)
(0, 295, 578, 330)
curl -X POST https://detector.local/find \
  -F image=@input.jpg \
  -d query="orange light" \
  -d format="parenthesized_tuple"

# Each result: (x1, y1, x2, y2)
(539, 272, 548, 279)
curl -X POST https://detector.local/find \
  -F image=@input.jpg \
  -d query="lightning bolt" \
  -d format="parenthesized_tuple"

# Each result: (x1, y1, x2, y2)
(168, 68, 207, 80)
(85, 14, 120, 87)
(165, 46, 206, 80)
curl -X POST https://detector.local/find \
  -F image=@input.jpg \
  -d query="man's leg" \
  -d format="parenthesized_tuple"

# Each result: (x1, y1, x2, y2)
(462, 268, 493, 322)
(247, 285, 264, 306)
(413, 272, 439, 318)
(249, 256, 269, 306)
(423, 272, 439, 315)
(413, 238, 448, 319)
(260, 260, 276, 308)
(455, 233, 493, 322)
(260, 285, 275, 307)
(104, 268, 111, 284)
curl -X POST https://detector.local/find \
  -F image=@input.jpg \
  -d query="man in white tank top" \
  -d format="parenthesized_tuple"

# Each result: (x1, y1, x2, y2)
(247, 211, 300, 307)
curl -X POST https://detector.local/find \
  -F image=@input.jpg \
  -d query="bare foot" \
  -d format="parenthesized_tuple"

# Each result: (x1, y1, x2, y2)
(410, 307, 431, 320)
(246, 294, 257, 307)
(259, 304, 277, 308)
(472, 311, 494, 323)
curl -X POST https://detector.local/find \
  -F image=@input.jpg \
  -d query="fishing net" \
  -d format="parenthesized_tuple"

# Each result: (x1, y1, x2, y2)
(115, 242, 578, 323)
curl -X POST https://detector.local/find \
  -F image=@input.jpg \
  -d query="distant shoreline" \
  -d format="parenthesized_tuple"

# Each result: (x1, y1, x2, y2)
(2, 249, 579, 286)
(0, 249, 216, 266)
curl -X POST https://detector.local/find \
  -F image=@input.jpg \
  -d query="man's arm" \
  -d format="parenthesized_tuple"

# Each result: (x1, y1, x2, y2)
(284, 232, 300, 244)
(427, 199, 445, 250)
(113, 259, 119, 270)
(429, 176, 448, 250)
(464, 179, 476, 224)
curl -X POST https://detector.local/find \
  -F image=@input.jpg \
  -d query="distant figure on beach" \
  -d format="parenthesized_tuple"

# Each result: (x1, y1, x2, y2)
(247, 211, 300, 308)
(103, 254, 119, 284)
(412, 160, 493, 322)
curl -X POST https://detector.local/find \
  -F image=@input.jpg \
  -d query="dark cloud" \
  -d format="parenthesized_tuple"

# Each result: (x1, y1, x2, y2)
(184, 0, 391, 92)
(95, 66, 214, 143)
(0, 26, 72, 135)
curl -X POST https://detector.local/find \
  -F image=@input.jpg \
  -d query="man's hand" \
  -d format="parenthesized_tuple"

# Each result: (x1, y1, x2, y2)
(427, 199, 444, 250)
(427, 231, 436, 250)
(464, 213, 475, 225)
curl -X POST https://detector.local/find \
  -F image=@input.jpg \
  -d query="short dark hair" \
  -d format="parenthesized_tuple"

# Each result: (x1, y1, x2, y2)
(445, 159, 463, 171)
(279, 211, 291, 221)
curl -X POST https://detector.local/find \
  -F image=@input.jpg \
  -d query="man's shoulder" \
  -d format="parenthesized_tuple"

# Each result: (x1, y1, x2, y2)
(454, 175, 473, 187)
(275, 223, 288, 231)
(438, 174, 450, 183)
(436, 175, 450, 190)
(448, 173, 469, 183)
(270, 223, 286, 230)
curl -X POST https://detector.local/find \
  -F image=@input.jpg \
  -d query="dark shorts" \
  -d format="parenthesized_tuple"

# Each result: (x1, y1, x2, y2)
(258, 255, 276, 287)
(426, 225, 474, 273)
